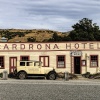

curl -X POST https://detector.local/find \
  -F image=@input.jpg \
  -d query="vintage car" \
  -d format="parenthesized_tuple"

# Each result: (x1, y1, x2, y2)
(14, 60, 57, 80)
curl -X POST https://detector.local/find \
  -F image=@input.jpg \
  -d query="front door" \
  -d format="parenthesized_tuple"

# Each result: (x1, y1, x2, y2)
(9, 57, 17, 73)
(74, 57, 81, 74)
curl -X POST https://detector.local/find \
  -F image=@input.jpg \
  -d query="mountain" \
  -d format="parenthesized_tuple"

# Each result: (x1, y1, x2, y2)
(0, 29, 69, 42)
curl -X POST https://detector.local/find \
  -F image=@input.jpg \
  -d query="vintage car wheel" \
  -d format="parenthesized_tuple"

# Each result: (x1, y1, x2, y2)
(18, 72, 27, 79)
(48, 72, 56, 80)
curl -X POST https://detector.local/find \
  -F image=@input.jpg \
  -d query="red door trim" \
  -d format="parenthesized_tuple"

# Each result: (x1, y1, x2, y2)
(9, 57, 17, 73)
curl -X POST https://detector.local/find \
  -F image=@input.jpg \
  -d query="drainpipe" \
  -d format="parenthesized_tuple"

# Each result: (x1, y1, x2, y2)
(85, 53, 87, 73)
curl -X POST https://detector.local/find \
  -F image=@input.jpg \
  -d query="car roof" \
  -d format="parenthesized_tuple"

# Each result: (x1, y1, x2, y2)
(19, 60, 42, 63)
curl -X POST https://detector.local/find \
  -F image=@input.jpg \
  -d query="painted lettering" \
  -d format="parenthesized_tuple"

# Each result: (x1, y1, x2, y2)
(53, 44, 59, 49)
(97, 43, 100, 49)
(74, 43, 79, 49)
(89, 43, 94, 49)
(45, 44, 50, 50)
(3, 44, 9, 50)
(20, 44, 25, 50)
(37, 44, 42, 50)
(29, 44, 33, 50)
(81, 43, 87, 49)
(66, 43, 71, 49)
(0, 42, 100, 51)
(12, 44, 17, 50)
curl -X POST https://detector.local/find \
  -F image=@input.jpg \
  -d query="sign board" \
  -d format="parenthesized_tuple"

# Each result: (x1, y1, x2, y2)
(70, 51, 82, 56)
(0, 42, 100, 51)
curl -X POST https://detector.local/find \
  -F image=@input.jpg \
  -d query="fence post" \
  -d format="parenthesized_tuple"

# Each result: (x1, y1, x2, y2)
(64, 72, 69, 81)
(3, 70, 8, 80)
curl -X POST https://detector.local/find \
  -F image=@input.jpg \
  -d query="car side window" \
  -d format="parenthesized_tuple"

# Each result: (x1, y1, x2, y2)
(20, 62, 25, 66)
(26, 62, 33, 66)
(34, 62, 40, 66)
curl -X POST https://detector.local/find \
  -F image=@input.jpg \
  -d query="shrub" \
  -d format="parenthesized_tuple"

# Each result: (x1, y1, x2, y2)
(57, 72, 78, 79)
(89, 73, 100, 79)
(82, 72, 100, 79)
(8, 72, 15, 78)
(82, 72, 90, 78)
(27, 37, 36, 42)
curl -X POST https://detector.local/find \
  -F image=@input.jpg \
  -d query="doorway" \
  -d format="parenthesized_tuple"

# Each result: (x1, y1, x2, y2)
(9, 57, 17, 73)
(74, 57, 81, 74)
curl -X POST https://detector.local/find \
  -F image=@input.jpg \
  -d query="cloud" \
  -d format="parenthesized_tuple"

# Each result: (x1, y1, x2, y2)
(0, 0, 100, 32)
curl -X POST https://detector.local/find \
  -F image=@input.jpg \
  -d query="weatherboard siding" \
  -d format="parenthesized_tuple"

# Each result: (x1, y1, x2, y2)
(0, 42, 100, 74)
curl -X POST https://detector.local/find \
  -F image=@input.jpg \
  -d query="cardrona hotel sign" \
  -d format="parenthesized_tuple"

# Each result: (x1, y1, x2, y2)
(0, 42, 100, 51)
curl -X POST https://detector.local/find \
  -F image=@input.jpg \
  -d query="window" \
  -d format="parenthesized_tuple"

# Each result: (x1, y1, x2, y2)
(26, 62, 33, 66)
(34, 62, 40, 66)
(20, 56, 29, 61)
(0, 56, 4, 68)
(39, 56, 49, 67)
(90, 55, 98, 67)
(57, 55, 65, 68)
(20, 62, 25, 66)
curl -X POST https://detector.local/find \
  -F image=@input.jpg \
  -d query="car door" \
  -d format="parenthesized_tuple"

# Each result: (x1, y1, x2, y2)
(25, 61, 34, 74)
(33, 62, 41, 74)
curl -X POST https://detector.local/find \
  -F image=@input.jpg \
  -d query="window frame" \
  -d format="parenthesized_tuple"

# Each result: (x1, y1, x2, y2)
(20, 62, 25, 66)
(56, 55, 66, 68)
(0, 56, 4, 69)
(20, 56, 30, 61)
(39, 56, 49, 67)
(90, 55, 98, 68)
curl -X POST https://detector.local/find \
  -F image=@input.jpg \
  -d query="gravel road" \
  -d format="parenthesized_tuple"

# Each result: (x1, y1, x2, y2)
(0, 79, 100, 100)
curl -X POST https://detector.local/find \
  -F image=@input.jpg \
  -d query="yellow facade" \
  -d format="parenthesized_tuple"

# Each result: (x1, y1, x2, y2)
(0, 42, 100, 74)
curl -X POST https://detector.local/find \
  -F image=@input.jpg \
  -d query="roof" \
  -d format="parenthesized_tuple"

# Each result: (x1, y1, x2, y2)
(19, 60, 42, 63)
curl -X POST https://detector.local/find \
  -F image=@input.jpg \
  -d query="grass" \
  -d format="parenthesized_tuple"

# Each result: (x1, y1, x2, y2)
(0, 29, 68, 42)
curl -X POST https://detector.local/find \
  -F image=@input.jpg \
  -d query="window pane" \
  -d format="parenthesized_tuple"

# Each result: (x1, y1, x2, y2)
(0, 57, 4, 68)
(40, 56, 49, 67)
(11, 59, 13, 66)
(20, 62, 25, 66)
(90, 55, 98, 67)
(45, 57, 49, 66)
(57, 56, 65, 68)
(21, 56, 29, 61)
(40, 57, 44, 66)
(26, 62, 33, 66)
(14, 58, 17, 66)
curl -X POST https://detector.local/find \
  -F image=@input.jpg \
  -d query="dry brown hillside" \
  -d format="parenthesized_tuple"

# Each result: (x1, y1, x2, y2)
(0, 29, 69, 42)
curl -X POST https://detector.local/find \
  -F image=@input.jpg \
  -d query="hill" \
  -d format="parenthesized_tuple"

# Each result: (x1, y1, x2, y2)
(0, 29, 69, 42)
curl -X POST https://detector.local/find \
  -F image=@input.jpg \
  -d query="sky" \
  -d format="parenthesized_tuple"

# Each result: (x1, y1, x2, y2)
(0, 0, 100, 32)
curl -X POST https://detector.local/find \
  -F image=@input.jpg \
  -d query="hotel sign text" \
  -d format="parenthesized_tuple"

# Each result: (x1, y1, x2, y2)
(0, 42, 100, 51)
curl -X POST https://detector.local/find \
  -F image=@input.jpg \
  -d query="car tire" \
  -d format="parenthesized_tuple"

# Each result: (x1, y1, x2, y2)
(47, 72, 56, 80)
(18, 72, 27, 79)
